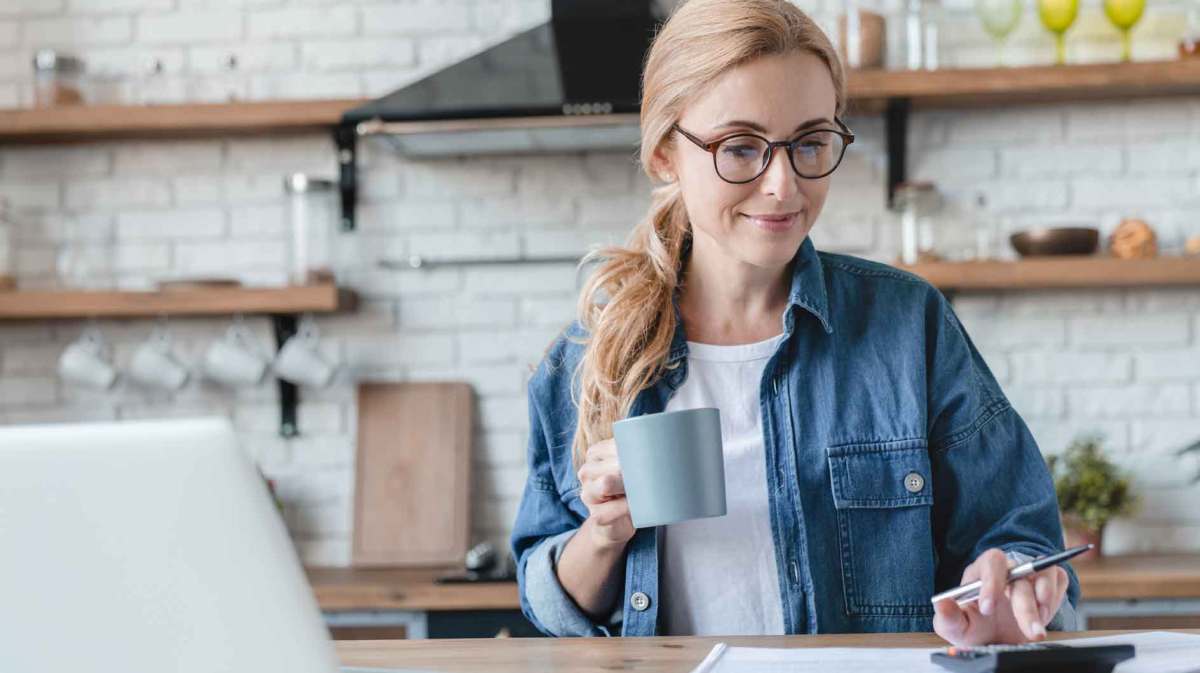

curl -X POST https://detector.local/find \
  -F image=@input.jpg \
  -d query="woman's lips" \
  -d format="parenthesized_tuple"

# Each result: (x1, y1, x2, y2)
(743, 212, 800, 233)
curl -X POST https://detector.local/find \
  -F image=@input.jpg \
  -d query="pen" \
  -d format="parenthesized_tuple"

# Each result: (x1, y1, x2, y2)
(930, 544, 1093, 606)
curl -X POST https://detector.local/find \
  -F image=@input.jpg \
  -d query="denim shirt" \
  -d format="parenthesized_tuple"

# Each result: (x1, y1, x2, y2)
(510, 238, 1080, 637)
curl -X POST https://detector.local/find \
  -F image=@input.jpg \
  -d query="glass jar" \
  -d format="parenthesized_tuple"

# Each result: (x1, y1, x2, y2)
(284, 173, 338, 286)
(904, 0, 941, 70)
(839, 0, 887, 69)
(57, 220, 116, 290)
(894, 181, 943, 264)
(32, 49, 85, 107)
(0, 199, 15, 290)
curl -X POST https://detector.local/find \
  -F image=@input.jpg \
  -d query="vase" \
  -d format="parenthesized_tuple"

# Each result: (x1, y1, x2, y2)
(1062, 515, 1103, 562)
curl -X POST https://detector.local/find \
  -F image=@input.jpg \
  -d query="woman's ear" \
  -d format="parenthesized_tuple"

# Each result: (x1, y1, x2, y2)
(650, 146, 677, 183)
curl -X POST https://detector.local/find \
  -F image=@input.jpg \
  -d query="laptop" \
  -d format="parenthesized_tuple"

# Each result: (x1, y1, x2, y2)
(0, 417, 340, 673)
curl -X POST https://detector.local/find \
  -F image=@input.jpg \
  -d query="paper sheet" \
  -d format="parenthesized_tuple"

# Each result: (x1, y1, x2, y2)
(690, 631, 1200, 673)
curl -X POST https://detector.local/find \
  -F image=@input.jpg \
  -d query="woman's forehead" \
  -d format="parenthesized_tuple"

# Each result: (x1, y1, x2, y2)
(679, 51, 837, 134)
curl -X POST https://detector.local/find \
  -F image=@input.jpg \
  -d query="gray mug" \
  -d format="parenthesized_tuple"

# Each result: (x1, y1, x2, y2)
(613, 407, 727, 529)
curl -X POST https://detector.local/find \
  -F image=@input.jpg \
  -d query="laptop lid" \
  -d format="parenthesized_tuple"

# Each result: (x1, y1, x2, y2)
(0, 417, 339, 673)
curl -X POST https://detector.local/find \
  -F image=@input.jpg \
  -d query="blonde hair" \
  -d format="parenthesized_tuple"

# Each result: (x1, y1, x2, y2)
(570, 0, 847, 465)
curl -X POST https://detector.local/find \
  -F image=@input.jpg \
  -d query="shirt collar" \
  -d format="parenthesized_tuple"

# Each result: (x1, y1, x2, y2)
(667, 237, 834, 365)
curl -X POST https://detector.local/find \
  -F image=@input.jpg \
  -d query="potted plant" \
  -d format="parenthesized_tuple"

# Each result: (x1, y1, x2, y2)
(1045, 435, 1137, 562)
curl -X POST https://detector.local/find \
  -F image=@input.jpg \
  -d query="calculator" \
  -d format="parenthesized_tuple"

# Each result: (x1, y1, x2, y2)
(930, 642, 1135, 673)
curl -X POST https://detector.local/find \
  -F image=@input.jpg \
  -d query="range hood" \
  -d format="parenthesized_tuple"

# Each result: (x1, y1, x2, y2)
(334, 0, 665, 230)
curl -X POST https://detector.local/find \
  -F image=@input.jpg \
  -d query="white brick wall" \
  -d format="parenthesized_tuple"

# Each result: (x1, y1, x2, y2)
(1, 0, 1199, 565)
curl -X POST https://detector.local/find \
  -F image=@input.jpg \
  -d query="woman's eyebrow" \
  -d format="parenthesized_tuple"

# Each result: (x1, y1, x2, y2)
(712, 117, 832, 134)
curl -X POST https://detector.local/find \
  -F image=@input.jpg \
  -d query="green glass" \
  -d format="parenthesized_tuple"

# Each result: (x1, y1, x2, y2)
(1104, 0, 1146, 61)
(975, 0, 1024, 65)
(1037, 0, 1080, 64)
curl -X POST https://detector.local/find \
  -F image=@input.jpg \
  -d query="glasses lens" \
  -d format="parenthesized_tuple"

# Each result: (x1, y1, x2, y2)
(714, 135, 770, 183)
(791, 130, 846, 178)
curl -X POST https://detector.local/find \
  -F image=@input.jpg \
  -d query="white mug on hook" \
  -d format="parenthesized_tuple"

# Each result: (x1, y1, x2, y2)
(128, 323, 190, 391)
(58, 326, 118, 391)
(272, 315, 334, 388)
(202, 319, 269, 387)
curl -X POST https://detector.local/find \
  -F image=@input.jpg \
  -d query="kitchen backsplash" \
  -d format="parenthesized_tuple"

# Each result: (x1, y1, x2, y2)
(0, 0, 1198, 564)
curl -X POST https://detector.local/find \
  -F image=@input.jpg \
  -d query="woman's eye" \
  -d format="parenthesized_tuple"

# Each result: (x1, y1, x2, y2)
(721, 144, 760, 160)
(796, 141, 828, 158)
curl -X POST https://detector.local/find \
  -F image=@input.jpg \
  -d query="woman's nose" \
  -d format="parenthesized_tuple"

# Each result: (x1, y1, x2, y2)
(759, 147, 800, 200)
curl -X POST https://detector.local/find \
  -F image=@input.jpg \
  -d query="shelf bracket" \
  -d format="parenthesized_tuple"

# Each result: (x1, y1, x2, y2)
(885, 97, 910, 209)
(270, 314, 300, 438)
(334, 123, 357, 232)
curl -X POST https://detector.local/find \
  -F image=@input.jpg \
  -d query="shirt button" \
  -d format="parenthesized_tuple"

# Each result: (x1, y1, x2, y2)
(630, 591, 651, 612)
(904, 472, 925, 493)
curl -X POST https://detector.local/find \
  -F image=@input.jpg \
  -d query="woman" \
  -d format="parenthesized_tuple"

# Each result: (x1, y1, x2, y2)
(511, 0, 1077, 644)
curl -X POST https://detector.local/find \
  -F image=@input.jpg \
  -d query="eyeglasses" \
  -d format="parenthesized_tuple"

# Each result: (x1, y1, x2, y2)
(671, 119, 855, 184)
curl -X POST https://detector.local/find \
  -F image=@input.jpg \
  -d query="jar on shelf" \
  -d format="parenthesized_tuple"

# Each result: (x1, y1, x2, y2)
(839, 0, 887, 69)
(0, 199, 15, 290)
(32, 49, 84, 107)
(894, 181, 943, 264)
(284, 174, 339, 286)
(903, 0, 941, 70)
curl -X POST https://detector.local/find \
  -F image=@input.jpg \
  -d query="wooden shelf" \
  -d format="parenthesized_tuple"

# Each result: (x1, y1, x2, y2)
(1, 60, 1197, 144)
(848, 59, 1200, 110)
(0, 98, 366, 143)
(900, 256, 1200, 291)
(0, 282, 354, 320)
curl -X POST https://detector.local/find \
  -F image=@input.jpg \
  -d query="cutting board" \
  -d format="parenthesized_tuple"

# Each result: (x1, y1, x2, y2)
(352, 382, 473, 567)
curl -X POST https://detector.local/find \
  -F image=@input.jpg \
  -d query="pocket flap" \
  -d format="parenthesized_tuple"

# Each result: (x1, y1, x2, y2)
(827, 439, 933, 509)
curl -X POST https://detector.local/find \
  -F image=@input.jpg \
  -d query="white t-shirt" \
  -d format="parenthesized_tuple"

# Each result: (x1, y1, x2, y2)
(659, 334, 786, 636)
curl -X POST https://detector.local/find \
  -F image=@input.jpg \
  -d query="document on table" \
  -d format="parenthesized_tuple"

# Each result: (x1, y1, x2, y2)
(689, 631, 1200, 673)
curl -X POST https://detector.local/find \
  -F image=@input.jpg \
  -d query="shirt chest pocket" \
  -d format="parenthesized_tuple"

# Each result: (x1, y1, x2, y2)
(827, 440, 936, 618)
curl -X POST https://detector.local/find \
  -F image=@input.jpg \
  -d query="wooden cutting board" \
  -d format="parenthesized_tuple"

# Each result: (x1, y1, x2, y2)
(352, 382, 473, 567)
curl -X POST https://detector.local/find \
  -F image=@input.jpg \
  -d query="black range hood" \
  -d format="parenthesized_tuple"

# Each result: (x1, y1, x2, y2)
(334, 0, 665, 230)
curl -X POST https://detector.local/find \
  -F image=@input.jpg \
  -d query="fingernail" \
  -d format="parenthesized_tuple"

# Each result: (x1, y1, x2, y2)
(980, 598, 993, 615)
(1033, 622, 1046, 639)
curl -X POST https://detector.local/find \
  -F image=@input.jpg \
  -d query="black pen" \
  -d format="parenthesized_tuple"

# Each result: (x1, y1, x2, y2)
(930, 544, 1093, 606)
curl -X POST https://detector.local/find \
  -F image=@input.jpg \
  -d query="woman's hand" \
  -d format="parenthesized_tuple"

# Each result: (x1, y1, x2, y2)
(933, 548, 1069, 646)
(577, 438, 636, 550)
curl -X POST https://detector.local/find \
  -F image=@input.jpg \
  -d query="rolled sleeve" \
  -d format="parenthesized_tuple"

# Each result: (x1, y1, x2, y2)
(510, 384, 621, 637)
(522, 529, 618, 637)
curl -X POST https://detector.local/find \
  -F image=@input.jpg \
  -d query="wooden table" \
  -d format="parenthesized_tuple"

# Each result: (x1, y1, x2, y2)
(336, 629, 1200, 672)
(1073, 555, 1200, 629)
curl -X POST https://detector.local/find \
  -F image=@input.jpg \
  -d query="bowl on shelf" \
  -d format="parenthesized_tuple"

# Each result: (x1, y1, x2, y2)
(1010, 227, 1100, 257)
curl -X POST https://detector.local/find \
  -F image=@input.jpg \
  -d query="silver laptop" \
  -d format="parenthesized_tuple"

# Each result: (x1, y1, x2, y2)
(0, 417, 339, 673)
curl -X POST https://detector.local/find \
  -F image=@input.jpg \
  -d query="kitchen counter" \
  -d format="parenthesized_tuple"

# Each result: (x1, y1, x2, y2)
(306, 566, 526, 639)
(308, 554, 1200, 637)
(308, 566, 518, 612)
(1075, 554, 1200, 600)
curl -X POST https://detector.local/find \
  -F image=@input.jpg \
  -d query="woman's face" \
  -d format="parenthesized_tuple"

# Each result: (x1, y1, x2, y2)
(657, 51, 838, 271)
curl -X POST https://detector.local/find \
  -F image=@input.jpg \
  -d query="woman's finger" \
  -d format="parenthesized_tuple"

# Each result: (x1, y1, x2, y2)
(598, 472, 625, 499)
(1033, 570, 1056, 625)
(588, 497, 630, 526)
(1008, 578, 1046, 642)
(976, 549, 1008, 617)
(933, 595, 970, 645)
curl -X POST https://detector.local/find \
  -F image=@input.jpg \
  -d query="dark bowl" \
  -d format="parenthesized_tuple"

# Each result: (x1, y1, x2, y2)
(1010, 227, 1100, 257)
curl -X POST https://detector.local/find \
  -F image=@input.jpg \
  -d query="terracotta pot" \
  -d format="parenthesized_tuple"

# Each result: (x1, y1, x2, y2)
(1062, 516, 1103, 562)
